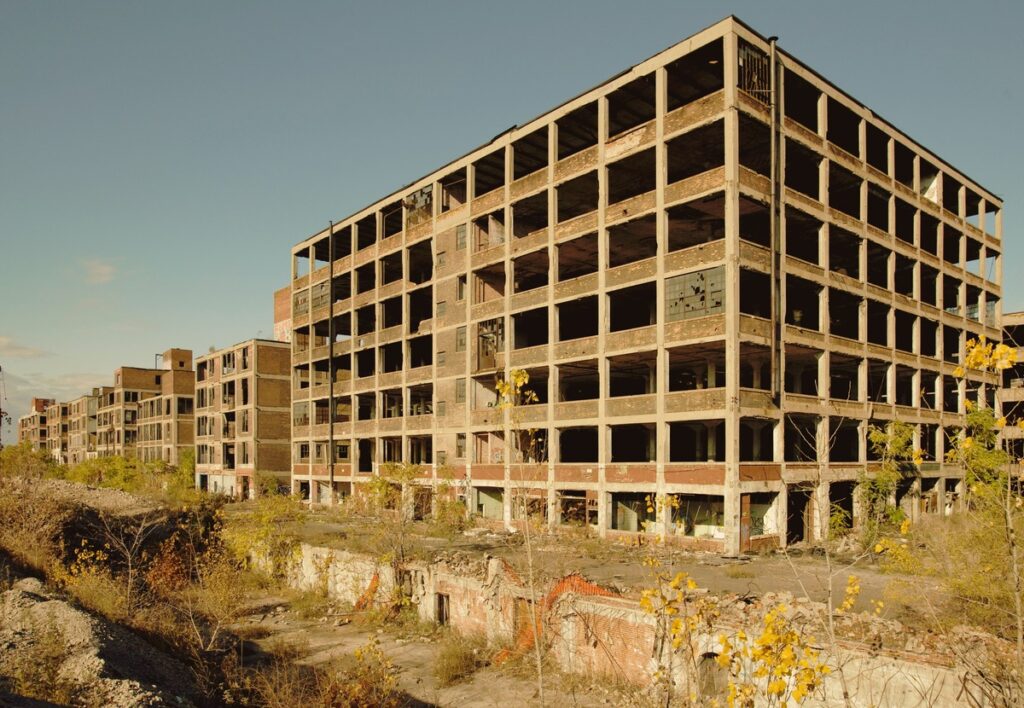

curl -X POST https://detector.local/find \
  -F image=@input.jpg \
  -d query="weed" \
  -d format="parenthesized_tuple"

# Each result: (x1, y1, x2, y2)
(433, 632, 484, 686)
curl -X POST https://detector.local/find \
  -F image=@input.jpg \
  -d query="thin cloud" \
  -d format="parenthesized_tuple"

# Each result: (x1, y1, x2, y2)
(82, 258, 116, 285)
(0, 336, 49, 359)
(0, 370, 104, 445)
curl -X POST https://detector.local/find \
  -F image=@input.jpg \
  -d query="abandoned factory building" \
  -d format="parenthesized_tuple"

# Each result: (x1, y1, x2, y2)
(287, 16, 1003, 554)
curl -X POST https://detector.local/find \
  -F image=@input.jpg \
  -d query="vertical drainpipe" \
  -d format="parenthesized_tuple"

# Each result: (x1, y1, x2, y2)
(769, 37, 782, 405)
(327, 222, 335, 503)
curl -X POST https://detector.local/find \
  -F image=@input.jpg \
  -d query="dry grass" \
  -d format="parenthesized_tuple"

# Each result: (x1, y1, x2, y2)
(433, 632, 485, 686)
(0, 611, 83, 705)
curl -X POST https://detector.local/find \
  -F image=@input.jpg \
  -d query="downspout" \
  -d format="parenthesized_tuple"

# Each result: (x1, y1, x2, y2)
(769, 36, 783, 405)
(327, 222, 335, 502)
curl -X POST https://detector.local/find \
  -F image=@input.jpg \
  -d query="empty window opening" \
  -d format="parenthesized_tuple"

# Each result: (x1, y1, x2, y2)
(964, 189, 983, 230)
(784, 346, 820, 395)
(667, 119, 724, 183)
(783, 69, 819, 132)
(738, 196, 771, 248)
(557, 171, 599, 222)
(666, 38, 724, 111)
(439, 168, 467, 213)
(557, 232, 598, 281)
(513, 127, 548, 180)
(332, 224, 353, 261)
(408, 335, 432, 368)
(312, 238, 330, 270)
(894, 255, 914, 297)
(408, 240, 433, 284)
(357, 438, 374, 473)
(829, 226, 860, 279)
(784, 414, 818, 462)
(867, 300, 889, 346)
(557, 296, 598, 342)
(356, 304, 375, 336)
(475, 318, 504, 371)
(669, 344, 725, 391)
(294, 251, 310, 278)
(866, 184, 889, 232)
(380, 343, 402, 373)
(739, 269, 770, 319)
(560, 427, 598, 463)
(920, 423, 938, 460)
(892, 199, 914, 246)
(894, 142, 914, 188)
(408, 287, 432, 334)
(512, 191, 549, 238)
(381, 388, 403, 418)
(332, 273, 352, 303)
(965, 284, 981, 322)
(512, 307, 548, 349)
(670, 420, 725, 462)
(473, 210, 505, 251)
(611, 423, 654, 462)
(610, 492, 656, 533)
(920, 159, 939, 202)
(381, 296, 402, 329)
(830, 481, 855, 531)
(894, 365, 915, 406)
(557, 103, 599, 160)
(608, 214, 657, 267)
(609, 351, 656, 397)
(786, 276, 821, 330)
(356, 348, 375, 378)
(738, 39, 770, 100)
(608, 74, 656, 139)
(866, 124, 889, 173)
(559, 490, 598, 527)
(942, 377, 959, 413)
(667, 192, 724, 251)
(740, 419, 774, 462)
(920, 212, 939, 255)
(919, 319, 938, 358)
(830, 418, 860, 463)
(382, 200, 403, 239)
(673, 494, 726, 538)
(739, 343, 771, 390)
(333, 353, 352, 383)
(829, 354, 860, 401)
(943, 175, 962, 216)
(356, 214, 376, 251)
(609, 282, 657, 332)
(558, 360, 599, 402)
(866, 359, 889, 403)
(356, 262, 376, 294)
(471, 376, 498, 410)
(474, 263, 506, 303)
(828, 289, 860, 340)
(405, 185, 433, 229)
(826, 98, 860, 157)
(785, 207, 821, 265)
(739, 114, 771, 176)
(474, 148, 505, 198)
(513, 249, 549, 292)
(867, 242, 890, 288)
(786, 139, 822, 200)
(311, 280, 330, 310)
(895, 311, 915, 353)
(943, 326, 960, 364)
(607, 148, 656, 204)
(666, 266, 724, 322)
(943, 276, 961, 315)
(520, 367, 549, 405)
(828, 162, 861, 219)
(380, 252, 402, 286)
(965, 238, 982, 277)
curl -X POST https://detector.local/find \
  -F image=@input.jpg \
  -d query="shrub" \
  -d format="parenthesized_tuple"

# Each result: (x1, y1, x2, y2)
(434, 633, 483, 686)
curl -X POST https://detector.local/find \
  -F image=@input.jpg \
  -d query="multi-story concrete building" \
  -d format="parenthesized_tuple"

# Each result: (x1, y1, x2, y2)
(17, 397, 54, 451)
(44, 401, 70, 464)
(96, 348, 194, 462)
(1000, 313, 1024, 464)
(287, 16, 1003, 553)
(137, 349, 196, 465)
(67, 389, 103, 464)
(194, 339, 291, 498)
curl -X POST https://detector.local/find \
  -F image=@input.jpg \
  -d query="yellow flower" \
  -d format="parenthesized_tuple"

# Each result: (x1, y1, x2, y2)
(873, 543, 883, 553)
(997, 417, 1007, 428)
(899, 518, 911, 535)
(953, 366, 965, 378)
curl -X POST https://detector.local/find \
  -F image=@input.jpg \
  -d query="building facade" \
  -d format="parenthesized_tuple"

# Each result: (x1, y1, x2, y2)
(44, 401, 70, 464)
(96, 348, 194, 462)
(136, 349, 196, 465)
(194, 339, 291, 498)
(67, 389, 103, 465)
(287, 16, 1002, 553)
(17, 397, 54, 451)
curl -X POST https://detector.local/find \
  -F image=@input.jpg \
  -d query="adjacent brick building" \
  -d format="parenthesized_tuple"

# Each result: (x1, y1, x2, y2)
(17, 397, 53, 451)
(67, 389, 103, 464)
(287, 16, 1003, 554)
(44, 401, 70, 464)
(137, 349, 196, 465)
(194, 339, 291, 498)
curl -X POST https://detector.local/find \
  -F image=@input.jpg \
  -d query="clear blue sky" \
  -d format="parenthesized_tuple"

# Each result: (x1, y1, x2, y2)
(1, 1, 1021, 442)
